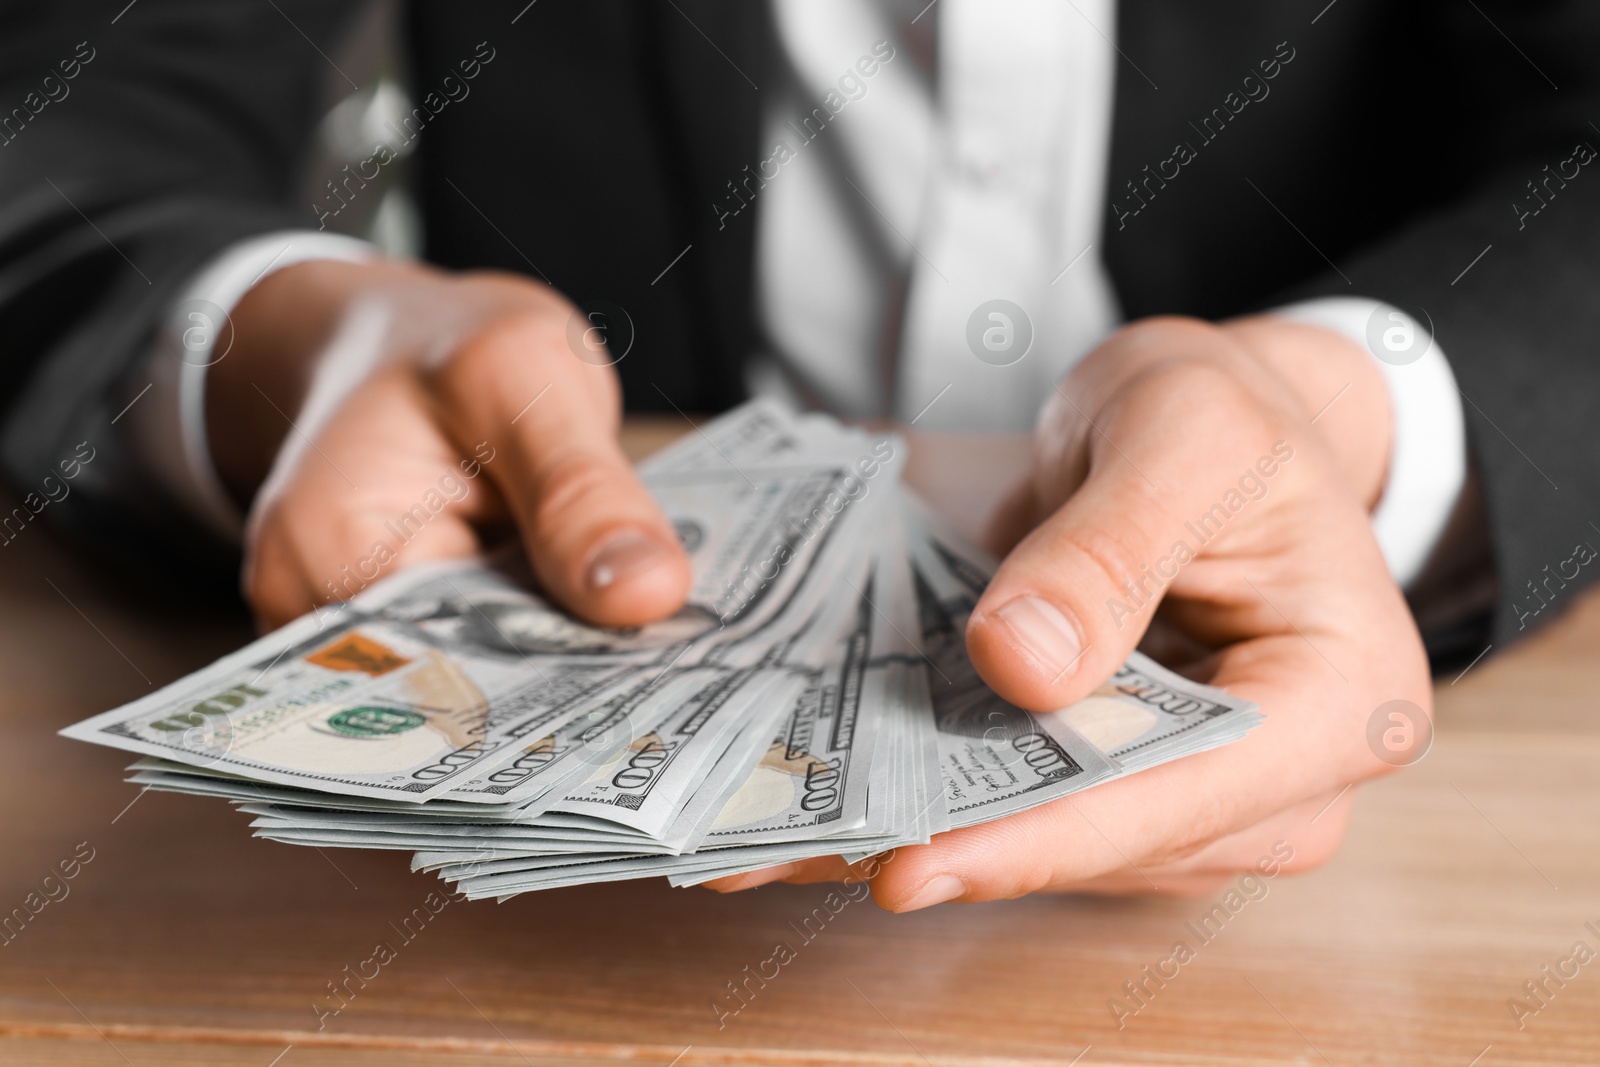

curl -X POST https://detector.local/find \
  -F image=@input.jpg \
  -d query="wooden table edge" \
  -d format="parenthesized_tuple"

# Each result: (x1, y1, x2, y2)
(0, 1021, 1080, 1067)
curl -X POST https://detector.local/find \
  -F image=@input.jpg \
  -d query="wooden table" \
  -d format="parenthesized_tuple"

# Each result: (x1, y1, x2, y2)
(2, 421, 1598, 1066)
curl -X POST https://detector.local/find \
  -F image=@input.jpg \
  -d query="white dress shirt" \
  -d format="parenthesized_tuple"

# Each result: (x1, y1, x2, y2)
(140, 0, 1465, 588)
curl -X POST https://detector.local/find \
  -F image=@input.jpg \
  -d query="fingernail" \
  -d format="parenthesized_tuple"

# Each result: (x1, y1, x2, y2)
(896, 874, 967, 912)
(991, 595, 1083, 682)
(587, 530, 672, 592)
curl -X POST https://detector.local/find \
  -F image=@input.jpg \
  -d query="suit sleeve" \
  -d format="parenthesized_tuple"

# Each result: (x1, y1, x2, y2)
(0, 0, 361, 591)
(1281, 0, 1600, 649)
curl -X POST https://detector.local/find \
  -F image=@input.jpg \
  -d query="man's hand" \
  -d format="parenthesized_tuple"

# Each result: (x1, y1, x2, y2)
(707, 314, 1432, 907)
(211, 259, 691, 630)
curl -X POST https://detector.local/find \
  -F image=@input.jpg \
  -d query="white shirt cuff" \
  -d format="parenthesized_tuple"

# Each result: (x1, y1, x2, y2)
(1270, 296, 1467, 589)
(125, 231, 377, 540)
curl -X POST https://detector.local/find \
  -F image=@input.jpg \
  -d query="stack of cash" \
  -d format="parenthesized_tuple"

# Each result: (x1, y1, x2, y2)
(62, 402, 1260, 900)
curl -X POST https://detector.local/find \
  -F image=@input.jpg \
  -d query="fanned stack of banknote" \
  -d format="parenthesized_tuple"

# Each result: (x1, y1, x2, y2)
(63, 401, 1261, 900)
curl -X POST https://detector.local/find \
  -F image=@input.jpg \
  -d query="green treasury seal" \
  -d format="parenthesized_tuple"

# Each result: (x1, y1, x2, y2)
(325, 706, 427, 738)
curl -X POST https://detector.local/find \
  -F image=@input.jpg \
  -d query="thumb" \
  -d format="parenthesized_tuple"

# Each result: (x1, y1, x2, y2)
(965, 367, 1287, 711)
(434, 312, 692, 628)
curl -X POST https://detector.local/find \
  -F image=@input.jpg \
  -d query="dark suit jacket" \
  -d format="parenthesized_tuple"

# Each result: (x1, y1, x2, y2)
(3, 0, 1598, 655)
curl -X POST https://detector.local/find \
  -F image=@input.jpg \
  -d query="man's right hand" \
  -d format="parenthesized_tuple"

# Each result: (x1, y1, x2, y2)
(210, 259, 691, 630)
